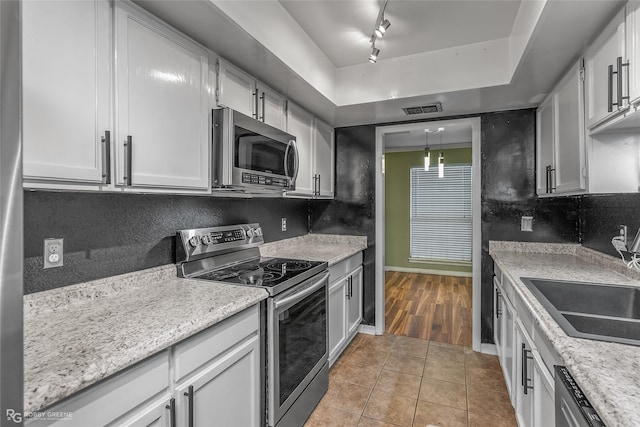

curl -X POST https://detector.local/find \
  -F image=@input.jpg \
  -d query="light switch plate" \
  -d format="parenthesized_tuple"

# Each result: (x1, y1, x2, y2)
(281, 218, 287, 232)
(521, 216, 533, 232)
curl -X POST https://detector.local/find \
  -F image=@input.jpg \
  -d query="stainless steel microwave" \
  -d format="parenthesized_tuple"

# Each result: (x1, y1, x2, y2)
(212, 108, 298, 193)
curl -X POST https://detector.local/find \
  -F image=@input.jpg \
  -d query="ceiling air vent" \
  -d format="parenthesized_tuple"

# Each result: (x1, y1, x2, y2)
(402, 102, 443, 115)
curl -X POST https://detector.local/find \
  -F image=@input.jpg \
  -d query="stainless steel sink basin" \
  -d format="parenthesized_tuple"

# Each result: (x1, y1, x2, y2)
(520, 278, 640, 346)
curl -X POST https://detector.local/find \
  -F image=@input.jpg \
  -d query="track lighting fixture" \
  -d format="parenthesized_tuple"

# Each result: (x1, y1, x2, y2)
(375, 19, 390, 38)
(368, 0, 391, 63)
(369, 46, 380, 63)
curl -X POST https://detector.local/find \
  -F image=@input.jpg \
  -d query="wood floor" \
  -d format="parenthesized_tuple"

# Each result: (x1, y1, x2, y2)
(385, 271, 472, 347)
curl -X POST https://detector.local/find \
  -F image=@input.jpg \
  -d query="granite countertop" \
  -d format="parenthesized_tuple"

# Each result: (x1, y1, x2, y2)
(489, 242, 640, 427)
(260, 233, 368, 265)
(24, 265, 268, 413)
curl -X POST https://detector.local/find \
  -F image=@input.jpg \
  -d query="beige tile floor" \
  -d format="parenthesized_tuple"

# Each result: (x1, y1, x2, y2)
(305, 334, 517, 427)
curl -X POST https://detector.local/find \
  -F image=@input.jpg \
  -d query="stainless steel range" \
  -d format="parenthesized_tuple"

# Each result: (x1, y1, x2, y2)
(176, 223, 329, 427)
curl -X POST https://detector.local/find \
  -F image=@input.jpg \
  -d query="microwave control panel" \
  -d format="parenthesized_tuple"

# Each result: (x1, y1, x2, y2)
(242, 172, 289, 188)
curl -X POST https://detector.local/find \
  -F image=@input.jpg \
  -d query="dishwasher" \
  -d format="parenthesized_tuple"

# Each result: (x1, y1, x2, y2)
(555, 366, 606, 427)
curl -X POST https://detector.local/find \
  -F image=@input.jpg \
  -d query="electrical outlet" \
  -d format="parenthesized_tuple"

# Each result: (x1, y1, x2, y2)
(281, 218, 287, 232)
(44, 238, 64, 269)
(620, 225, 628, 245)
(521, 216, 533, 232)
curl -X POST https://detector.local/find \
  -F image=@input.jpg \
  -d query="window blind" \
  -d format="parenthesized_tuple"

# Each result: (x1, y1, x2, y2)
(410, 165, 472, 262)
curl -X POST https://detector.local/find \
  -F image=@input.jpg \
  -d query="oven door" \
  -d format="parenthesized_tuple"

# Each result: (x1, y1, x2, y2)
(268, 271, 329, 426)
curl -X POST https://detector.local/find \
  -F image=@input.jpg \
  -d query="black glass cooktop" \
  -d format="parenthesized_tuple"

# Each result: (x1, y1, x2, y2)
(194, 257, 325, 289)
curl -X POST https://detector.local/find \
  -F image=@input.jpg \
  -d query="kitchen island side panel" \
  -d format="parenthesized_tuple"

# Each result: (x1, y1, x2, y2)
(310, 125, 377, 324)
(24, 192, 308, 294)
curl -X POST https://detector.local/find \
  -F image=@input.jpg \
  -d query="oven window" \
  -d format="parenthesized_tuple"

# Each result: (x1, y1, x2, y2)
(278, 285, 327, 405)
(235, 126, 287, 175)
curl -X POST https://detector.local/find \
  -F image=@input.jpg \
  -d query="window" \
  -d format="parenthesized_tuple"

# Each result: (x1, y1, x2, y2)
(410, 165, 472, 262)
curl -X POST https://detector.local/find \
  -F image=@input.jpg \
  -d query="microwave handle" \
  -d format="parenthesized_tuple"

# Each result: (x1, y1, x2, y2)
(290, 140, 299, 187)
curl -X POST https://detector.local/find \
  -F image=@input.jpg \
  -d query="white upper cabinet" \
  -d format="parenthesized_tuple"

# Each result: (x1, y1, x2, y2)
(216, 59, 287, 131)
(22, 0, 112, 186)
(286, 101, 315, 196)
(115, 3, 210, 191)
(627, 1, 640, 105)
(216, 59, 256, 119)
(554, 61, 586, 193)
(537, 59, 586, 196)
(585, 7, 627, 129)
(256, 83, 287, 131)
(314, 118, 335, 198)
(285, 102, 335, 199)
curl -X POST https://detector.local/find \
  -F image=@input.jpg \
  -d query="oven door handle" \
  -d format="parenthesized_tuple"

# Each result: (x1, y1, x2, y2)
(274, 272, 329, 309)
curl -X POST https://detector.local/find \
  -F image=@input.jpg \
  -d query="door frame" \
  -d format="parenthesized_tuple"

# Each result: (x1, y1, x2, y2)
(374, 117, 482, 352)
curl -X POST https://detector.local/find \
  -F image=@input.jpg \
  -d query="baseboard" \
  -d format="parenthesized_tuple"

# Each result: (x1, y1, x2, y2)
(479, 343, 497, 355)
(357, 325, 377, 335)
(385, 266, 473, 278)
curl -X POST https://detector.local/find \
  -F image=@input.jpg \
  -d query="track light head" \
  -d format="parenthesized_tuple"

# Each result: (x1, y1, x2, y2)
(375, 19, 391, 38)
(369, 47, 380, 63)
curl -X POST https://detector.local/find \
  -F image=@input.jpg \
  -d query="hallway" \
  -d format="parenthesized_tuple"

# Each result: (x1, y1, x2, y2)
(384, 271, 473, 347)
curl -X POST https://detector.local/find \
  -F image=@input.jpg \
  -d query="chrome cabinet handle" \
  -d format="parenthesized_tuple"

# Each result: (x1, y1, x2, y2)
(522, 344, 534, 395)
(618, 56, 630, 109)
(165, 398, 176, 427)
(545, 165, 555, 193)
(123, 135, 132, 186)
(495, 288, 502, 319)
(253, 89, 259, 119)
(349, 276, 353, 298)
(608, 64, 615, 113)
(317, 174, 321, 196)
(259, 92, 265, 122)
(101, 130, 111, 184)
(184, 385, 194, 427)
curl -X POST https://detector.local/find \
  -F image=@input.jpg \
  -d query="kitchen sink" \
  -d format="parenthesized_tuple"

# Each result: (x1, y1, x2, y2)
(520, 278, 640, 346)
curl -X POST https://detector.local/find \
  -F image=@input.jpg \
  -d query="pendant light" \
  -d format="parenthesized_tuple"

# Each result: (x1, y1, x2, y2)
(438, 130, 445, 178)
(424, 130, 430, 171)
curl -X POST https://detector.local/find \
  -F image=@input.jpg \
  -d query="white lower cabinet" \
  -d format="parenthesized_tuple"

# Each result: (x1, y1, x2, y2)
(493, 261, 559, 427)
(27, 305, 260, 427)
(328, 252, 363, 365)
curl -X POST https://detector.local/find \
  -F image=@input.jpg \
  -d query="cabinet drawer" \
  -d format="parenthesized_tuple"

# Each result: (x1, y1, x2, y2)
(174, 304, 259, 383)
(329, 252, 363, 283)
(493, 262, 503, 284)
(27, 351, 169, 427)
(514, 291, 534, 337)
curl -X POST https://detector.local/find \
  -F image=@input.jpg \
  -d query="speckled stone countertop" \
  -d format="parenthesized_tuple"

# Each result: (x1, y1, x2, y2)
(260, 233, 368, 265)
(24, 264, 267, 413)
(489, 241, 640, 427)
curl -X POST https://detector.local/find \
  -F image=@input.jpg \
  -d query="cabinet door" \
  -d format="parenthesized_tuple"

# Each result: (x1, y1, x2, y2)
(217, 59, 257, 119)
(347, 267, 363, 338)
(112, 396, 171, 427)
(286, 101, 315, 196)
(585, 8, 627, 129)
(500, 295, 516, 400)
(515, 321, 534, 427)
(176, 335, 261, 427)
(257, 83, 287, 131)
(493, 278, 503, 359)
(533, 353, 555, 427)
(328, 279, 348, 365)
(554, 60, 586, 194)
(627, 1, 640, 105)
(22, 0, 111, 184)
(314, 118, 335, 198)
(536, 96, 555, 195)
(115, 4, 209, 190)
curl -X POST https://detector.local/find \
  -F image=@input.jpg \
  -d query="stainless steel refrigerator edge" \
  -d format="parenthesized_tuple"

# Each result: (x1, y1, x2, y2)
(0, 0, 23, 425)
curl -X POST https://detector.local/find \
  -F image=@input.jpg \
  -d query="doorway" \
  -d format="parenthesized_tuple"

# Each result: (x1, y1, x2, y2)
(374, 117, 483, 352)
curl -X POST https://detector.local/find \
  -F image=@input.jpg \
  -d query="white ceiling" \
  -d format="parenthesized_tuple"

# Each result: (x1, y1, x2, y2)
(278, 0, 521, 68)
(384, 120, 472, 151)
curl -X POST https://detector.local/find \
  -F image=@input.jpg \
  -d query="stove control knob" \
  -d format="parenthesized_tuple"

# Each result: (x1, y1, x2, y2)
(255, 227, 263, 236)
(247, 228, 256, 238)
(189, 236, 201, 247)
(201, 234, 213, 245)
